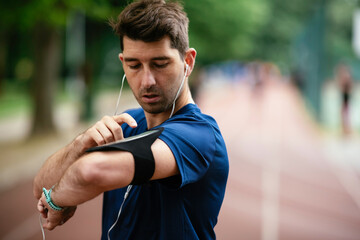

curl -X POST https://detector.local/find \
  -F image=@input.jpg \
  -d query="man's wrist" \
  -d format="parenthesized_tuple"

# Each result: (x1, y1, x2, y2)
(73, 135, 87, 156)
(43, 186, 64, 211)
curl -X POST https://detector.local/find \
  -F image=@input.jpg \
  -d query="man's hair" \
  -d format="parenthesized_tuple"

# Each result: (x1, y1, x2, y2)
(110, 0, 189, 59)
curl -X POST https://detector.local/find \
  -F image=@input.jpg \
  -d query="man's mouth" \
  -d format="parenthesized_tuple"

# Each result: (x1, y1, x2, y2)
(142, 94, 160, 103)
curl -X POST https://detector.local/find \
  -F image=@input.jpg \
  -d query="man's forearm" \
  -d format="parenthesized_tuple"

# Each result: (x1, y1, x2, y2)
(33, 135, 86, 199)
(49, 151, 135, 207)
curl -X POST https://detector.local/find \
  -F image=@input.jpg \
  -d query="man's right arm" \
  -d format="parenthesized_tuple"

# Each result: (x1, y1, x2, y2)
(33, 114, 138, 199)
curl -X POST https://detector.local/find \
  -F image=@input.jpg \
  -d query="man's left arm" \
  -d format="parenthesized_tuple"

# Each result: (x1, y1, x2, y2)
(39, 138, 178, 230)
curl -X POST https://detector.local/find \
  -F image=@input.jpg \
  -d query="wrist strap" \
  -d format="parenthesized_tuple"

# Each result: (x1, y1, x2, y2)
(43, 186, 64, 211)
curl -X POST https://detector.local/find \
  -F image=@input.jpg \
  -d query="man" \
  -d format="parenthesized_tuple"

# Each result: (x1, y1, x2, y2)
(33, 0, 229, 239)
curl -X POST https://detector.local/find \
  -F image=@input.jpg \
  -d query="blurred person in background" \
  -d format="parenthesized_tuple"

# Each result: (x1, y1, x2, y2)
(336, 63, 353, 136)
(246, 61, 282, 95)
(290, 69, 305, 93)
(33, 0, 229, 239)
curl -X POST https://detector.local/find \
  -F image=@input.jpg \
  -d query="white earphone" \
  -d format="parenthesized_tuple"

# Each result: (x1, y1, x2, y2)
(169, 63, 189, 118)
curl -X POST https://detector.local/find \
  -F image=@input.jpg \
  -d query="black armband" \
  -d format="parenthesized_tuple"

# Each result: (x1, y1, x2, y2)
(86, 127, 164, 185)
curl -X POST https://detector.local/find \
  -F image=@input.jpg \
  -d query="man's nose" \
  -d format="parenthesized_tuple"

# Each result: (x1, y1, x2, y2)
(141, 68, 156, 89)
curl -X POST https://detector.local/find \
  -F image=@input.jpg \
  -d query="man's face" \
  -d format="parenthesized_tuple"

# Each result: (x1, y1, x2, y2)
(120, 36, 185, 115)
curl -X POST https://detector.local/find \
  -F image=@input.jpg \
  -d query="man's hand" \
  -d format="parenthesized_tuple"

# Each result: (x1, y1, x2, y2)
(37, 193, 77, 230)
(77, 113, 138, 152)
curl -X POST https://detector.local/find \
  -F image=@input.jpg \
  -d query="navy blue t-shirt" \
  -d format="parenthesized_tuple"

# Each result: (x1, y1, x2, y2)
(101, 104, 229, 240)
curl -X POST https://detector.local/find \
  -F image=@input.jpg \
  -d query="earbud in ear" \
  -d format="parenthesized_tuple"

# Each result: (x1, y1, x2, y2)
(185, 64, 189, 73)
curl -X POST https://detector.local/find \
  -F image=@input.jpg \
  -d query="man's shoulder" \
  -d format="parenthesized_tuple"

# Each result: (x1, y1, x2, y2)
(172, 104, 219, 131)
(161, 104, 222, 146)
(124, 107, 144, 117)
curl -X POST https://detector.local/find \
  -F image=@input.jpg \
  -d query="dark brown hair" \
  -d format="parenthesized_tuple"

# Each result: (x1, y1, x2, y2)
(110, 0, 189, 59)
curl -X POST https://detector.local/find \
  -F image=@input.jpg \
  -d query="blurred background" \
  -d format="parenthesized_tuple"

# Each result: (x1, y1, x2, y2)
(1, 0, 360, 239)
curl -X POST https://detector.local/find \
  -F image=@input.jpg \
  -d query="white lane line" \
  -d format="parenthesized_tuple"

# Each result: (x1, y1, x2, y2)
(261, 165, 279, 240)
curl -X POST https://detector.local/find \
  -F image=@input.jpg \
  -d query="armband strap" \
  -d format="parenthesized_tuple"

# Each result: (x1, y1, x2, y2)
(43, 186, 64, 211)
(86, 127, 164, 185)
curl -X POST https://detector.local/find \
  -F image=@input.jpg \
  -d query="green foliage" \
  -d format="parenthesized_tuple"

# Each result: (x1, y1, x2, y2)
(326, 0, 358, 63)
(1, 0, 357, 77)
(185, 0, 271, 64)
(0, 0, 119, 32)
(0, 2, 26, 31)
(250, 0, 319, 67)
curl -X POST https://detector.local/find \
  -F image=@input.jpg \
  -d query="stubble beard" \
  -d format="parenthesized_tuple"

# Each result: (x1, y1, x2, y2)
(136, 86, 176, 114)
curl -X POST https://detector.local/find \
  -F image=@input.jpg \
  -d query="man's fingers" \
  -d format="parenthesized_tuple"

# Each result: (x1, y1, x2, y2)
(37, 199, 48, 218)
(113, 113, 137, 128)
(37, 200, 43, 212)
(43, 212, 64, 230)
(102, 116, 124, 141)
(99, 113, 137, 142)
(95, 120, 115, 144)
(81, 113, 137, 148)
(87, 128, 107, 146)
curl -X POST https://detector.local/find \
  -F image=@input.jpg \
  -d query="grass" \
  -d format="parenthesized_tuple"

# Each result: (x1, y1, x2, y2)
(0, 86, 31, 118)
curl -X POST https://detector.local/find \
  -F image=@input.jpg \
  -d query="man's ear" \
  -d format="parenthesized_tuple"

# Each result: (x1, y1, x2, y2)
(184, 48, 197, 77)
(119, 53, 124, 63)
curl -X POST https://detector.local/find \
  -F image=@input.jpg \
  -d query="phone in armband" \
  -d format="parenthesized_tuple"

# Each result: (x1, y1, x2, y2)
(86, 127, 164, 185)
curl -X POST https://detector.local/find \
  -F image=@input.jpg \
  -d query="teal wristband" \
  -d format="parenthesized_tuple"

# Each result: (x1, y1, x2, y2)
(43, 186, 64, 211)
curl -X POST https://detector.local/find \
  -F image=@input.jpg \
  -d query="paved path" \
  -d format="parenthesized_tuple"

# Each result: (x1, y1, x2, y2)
(1, 82, 360, 239)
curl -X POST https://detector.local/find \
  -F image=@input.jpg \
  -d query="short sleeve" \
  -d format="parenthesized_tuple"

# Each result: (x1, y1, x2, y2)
(159, 120, 216, 188)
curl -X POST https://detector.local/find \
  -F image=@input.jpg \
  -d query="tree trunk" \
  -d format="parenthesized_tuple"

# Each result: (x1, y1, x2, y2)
(31, 23, 61, 136)
(0, 31, 7, 95)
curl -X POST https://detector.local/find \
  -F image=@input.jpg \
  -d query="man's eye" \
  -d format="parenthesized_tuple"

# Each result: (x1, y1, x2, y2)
(129, 64, 141, 69)
(154, 63, 169, 68)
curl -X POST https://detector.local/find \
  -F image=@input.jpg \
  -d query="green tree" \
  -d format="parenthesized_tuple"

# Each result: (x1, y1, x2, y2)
(0, 1, 25, 94)
(250, 0, 318, 67)
(0, 0, 121, 136)
(326, 0, 359, 70)
(185, 0, 270, 64)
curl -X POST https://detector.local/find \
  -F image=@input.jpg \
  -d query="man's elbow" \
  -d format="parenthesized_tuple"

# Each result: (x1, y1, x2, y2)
(77, 153, 108, 187)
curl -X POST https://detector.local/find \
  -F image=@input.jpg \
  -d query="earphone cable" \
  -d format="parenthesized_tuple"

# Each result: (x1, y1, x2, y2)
(39, 214, 46, 240)
(114, 74, 127, 116)
(107, 185, 133, 240)
(169, 64, 188, 118)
